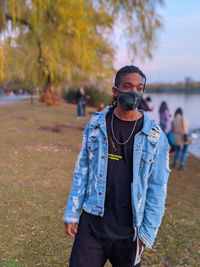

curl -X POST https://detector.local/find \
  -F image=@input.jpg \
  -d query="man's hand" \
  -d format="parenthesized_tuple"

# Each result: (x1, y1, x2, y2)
(64, 223, 78, 238)
(138, 238, 144, 252)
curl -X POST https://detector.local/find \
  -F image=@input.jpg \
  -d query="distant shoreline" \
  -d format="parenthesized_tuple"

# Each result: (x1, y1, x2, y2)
(147, 90, 200, 95)
(188, 151, 200, 160)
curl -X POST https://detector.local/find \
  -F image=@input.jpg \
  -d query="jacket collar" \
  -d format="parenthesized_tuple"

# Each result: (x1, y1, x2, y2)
(90, 105, 110, 128)
(90, 106, 156, 136)
(140, 111, 156, 136)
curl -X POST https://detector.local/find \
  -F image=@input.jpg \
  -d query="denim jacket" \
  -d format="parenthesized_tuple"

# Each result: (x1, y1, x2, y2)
(63, 106, 171, 248)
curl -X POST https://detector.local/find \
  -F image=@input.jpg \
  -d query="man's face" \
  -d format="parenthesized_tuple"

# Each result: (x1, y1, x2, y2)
(80, 87, 84, 94)
(113, 73, 144, 97)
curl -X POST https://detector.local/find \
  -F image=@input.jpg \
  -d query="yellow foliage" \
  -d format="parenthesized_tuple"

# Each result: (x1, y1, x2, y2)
(0, 47, 4, 80)
(0, 0, 164, 90)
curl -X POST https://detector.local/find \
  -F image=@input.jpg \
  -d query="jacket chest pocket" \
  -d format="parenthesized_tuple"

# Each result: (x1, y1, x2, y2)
(88, 142, 99, 161)
(139, 152, 154, 179)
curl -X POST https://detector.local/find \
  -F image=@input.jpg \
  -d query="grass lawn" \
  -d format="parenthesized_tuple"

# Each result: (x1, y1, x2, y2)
(0, 100, 199, 266)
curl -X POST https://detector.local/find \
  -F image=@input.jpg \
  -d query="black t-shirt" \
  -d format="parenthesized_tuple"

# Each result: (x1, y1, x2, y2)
(81, 108, 144, 239)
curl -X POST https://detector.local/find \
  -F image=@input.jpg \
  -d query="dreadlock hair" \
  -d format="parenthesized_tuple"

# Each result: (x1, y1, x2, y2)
(112, 65, 146, 107)
(112, 95, 118, 106)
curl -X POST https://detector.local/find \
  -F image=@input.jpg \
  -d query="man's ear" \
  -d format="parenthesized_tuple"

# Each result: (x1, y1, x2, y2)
(112, 87, 118, 98)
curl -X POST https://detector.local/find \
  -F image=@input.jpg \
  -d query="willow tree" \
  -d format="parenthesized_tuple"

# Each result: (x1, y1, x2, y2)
(0, 0, 164, 90)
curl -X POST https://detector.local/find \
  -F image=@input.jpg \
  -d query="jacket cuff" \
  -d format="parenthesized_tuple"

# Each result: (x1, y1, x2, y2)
(138, 226, 154, 249)
(63, 215, 80, 224)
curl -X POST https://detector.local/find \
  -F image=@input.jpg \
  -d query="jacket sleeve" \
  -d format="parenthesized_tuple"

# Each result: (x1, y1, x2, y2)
(63, 122, 90, 223)
(138, 135, 171, 248)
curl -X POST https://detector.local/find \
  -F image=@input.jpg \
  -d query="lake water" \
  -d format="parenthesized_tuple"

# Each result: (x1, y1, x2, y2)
(147, 93, 199, 130)
(146, 93, 200, 158)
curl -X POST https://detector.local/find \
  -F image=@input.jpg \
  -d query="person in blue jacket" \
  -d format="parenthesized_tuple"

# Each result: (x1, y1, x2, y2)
(63, 65, 171, 267)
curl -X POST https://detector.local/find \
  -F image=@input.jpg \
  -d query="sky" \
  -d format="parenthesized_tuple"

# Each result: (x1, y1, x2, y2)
(114, 0, 200, 83)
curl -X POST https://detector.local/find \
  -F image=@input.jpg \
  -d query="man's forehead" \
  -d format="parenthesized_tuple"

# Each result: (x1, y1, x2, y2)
(120, 73, 143, 83)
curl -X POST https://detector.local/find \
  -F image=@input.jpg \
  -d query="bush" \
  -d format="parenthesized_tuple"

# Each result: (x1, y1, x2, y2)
(64, 90, 77, 104)
(39, 91, 62, 106)
(64, 86, 112, 108)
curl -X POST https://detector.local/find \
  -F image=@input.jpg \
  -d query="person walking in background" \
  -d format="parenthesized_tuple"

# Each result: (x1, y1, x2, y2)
(75, 87, 85, 118)
(138, 96, 154, 112)
(159, 101, 171, 135)
(171, 108, 189, 171)
(82, 93, 91, 116)
(63, 65, 170, 266)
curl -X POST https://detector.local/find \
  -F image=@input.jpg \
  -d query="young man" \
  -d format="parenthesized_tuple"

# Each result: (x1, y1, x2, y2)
(63, 65, 171, 267)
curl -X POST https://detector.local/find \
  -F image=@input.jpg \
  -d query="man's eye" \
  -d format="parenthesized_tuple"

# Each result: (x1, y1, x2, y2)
(124, 85, 132, 89)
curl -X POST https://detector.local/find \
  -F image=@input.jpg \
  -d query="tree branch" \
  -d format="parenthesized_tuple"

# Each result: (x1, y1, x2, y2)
(5, 14, 33, 30)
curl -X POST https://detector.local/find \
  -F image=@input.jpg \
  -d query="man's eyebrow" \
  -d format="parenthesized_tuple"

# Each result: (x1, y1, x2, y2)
(122, 82, 143, 85)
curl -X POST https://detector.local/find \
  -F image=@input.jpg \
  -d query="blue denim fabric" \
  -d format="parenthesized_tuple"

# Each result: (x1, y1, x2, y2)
(174, 144, 188, 165)
(63, 106, 171, 248)
(77, 101, 84, 117)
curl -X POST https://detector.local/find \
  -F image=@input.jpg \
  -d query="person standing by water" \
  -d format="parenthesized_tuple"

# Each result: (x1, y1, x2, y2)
(138, 96, 154, 112)
(159, 101, 171, 135)
(75, 87, 86, 118)
(171, 108, 190, 171)
(82, 91, 91, 117)
(63, 65, 170, 266)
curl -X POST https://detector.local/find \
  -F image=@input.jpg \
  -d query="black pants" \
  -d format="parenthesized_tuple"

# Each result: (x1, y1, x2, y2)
(69, 220, 142, 267)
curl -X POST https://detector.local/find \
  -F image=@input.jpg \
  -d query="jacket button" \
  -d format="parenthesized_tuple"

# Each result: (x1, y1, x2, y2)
(99, 192, 102, 195)
(88, 145, 91, 150)
(99, 174, 102, 177)
(98, 212, 102, 215)
(149, 159, 152, 163)
(103, 137, 106, 141)
(101, 155, 105, 159)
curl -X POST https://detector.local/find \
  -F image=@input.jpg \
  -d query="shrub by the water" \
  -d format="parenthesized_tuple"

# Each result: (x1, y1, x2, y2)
(64, 86, 112, 108)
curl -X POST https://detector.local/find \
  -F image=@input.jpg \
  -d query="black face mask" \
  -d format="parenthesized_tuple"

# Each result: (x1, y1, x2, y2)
(114, 86, 143, 110)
